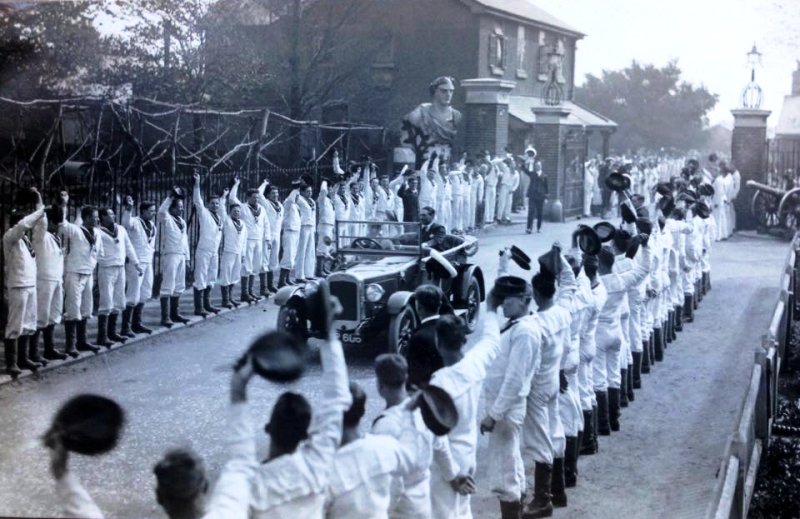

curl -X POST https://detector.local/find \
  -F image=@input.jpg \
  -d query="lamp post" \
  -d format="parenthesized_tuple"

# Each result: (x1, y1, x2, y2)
(741, 43, 764, 109)
(542, 45, 564, 107)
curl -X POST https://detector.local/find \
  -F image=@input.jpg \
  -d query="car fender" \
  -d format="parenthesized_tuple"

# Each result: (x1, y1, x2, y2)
(274, 285, 305, 306)
(457, 265, 485, 303)
(387, 290, 414, 316)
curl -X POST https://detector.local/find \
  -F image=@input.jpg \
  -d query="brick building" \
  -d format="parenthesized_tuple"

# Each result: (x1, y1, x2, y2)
(209, 0, 617, 219)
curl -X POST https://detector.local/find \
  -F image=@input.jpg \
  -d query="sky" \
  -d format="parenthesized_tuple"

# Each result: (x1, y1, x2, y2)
(531, 0, 800, 128)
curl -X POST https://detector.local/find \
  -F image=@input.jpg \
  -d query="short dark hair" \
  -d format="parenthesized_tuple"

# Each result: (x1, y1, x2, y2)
(429, 76, 456, 96)
(98, 207, 113, 220)
(415, 284, 442, 314)
(599, 246, 616, 269)
(45, 206, 64, 224)
(246, 188, 260, 197)
(80, 206, 97, 222)
(343, 382, 367, 428)
(436, 314, 468, 352)
(154, 448, 207, 510)
(532, 271, 556, 299)
(169, 198, 182, 211)
(613, 229, 632, 254)
(265, 392, 311, 452)
(421, 206, 436, 216)
(139, 201, 156, 213)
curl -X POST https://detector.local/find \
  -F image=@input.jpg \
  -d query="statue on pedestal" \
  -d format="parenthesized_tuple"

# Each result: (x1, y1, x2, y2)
(400, 76, 463, 168)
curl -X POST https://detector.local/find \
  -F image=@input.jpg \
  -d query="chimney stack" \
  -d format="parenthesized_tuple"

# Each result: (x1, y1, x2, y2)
(793, 60, 800, 96)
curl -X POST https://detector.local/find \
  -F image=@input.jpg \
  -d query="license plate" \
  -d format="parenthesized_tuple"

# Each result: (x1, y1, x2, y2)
(339, 332, 362, 344)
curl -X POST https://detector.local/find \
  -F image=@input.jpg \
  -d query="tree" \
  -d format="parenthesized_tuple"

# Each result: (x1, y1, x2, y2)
(575, 61, 718, 153)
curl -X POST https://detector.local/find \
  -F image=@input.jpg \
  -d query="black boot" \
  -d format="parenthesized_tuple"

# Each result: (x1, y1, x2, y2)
(580, 409, 597, 455)
(170, 296, 190, 324)
(278, 268, 289, 288)
(259, 272, 269, 297)
(4, 338, 22, 377)
(649, 332, 656, 363)
(240, 277, 254, 304)
(693, 291, 698, 310)
(705, 271, 712, 292)
(596, 391, 610, 436)
(96, 315, 113, 348)
(551, 457, 567, 508)
(203, 287, 220, 314)
(28, 330, 47, 367)
(684, 294, 694, 322)
(17, 335, 40, 372)
(120, 306, 136, 338)
(500, 500, 522, 519)
(132, 303, 153, 334)
(627, 365, 635, 402)
(267, 272, 278, 294)
(666, 314, 674, 344)
(220, 285, 233, 309)
(43, 324, 67, 360)
(620, 369, 629, 408)
(608, 387, 621, 432)
(522, 462, 553, 518)
(160, 297, 174, 328)
(193, 288, 209, 318)
(654, 327, 665, 361)
(696, 281, 703, 303)
(249, 275, 263, 301)
(641, 342, 651, 374)
(107, 313, 126, 343)
(228, 284, 241, 307)
(675, 305, 684, 331)
(564, 436, 579, 487)
(64, 321, 80, 358)
(633, 352, 643, 388)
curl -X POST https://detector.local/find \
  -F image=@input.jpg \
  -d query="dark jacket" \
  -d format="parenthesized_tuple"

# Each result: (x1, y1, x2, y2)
(525, 168, 549, 200)
(398, 185, 420, 222)
(420, 222, 447, 249)
(406, 318, 444, 388)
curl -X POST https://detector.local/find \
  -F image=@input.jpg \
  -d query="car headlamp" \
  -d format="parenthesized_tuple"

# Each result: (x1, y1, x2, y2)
(366, 283, 385, 303)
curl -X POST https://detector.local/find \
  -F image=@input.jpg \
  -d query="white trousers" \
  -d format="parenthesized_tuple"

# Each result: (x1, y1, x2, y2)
(280, 230, 300, 270)
(523, 389, 555, 464)
(160, 254, 186, 297)
(496, 185, 511, 220)
(431, 463, 472, 519)
(4, 286, 36, 339)
(36, 279, 63, 328)
(218, 251, 242, 286)
(440, 201, 452, 234)
(484, 187, 497, 224)
(294, 226, 315, 279)
(629, 301, 643, 353)
(594, 325, 622, 390)
(487, 419, 525, 503)
(64, 272, 93, 321)
(126, 261, 152, 306)
(620, 311, 633, 365)
(243, 239, 263, 276)
(559, 371, 584, 436)
(390, 474, 431, 519)
(263, 237, 280, 273)
(578, 361, 595, 410)
(97, 265, 125, 315)
(713, 206, 728, 241)
(583, 183, 593, 216)
(317, 223, 334, 254)
(193, 248, 219, 289)
(451, 198, 463, 231)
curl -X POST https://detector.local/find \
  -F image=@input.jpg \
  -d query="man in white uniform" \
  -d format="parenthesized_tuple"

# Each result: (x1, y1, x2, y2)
(96, 207, 141, 347)
(279, 184, 302, 287)
(121, 198, 157, 336)
(583, 161, 598, 217)
(231, 181, 269, 303)
(483, 159, 499, 225)
(62, 203, 104, 354)
(711, 169, 728, 241)
(317, 180, 336, 270)
(191, 173, 224, 317)
(261, 184, 283, 294)
(494, 160, 513, 224)
(3, 189, 45, 376)
(157, 192, 190, 327)
(218, 188, 246, 309)
(470, 166, 484, 230)
(294, 183, 317, 282)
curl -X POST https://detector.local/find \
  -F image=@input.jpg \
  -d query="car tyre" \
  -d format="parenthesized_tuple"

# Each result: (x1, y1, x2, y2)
(461, 276, 482, 333)
(276, 298, 308, 339)
(387, 305, 417, 357)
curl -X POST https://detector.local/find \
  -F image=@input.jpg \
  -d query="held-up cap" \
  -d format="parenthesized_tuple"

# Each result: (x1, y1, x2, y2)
(171, 186, 187, 200)
(493, 275, 532, 298)
(605, 172, 631, 192)
(657, 195, 675, 218)
(620, 200, 637, 224)
(418, 384, 459, 436)
(655, 182, 673, 197)
(537, 247, 563, 278)
(509, 245, 531, 270)
(525, 146, 538, 158)
(426, 249, 458, 279)
(593, 221, 616, 243)
(694, 201, 711, 219)
(244, 330, 308, 383)
(45, 394, 126, 456)
(574, 225, 602, 255)
(375, 353, 408, 386)
(698, 183, 715, 197)
(300, 174, 314, 188)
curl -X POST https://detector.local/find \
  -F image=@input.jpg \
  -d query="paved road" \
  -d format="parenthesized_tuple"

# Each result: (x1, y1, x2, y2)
(0, 217, 788, 519)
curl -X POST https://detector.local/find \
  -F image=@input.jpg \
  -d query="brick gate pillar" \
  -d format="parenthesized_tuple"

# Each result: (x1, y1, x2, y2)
(461, 79, 516, 156)
(532, 106, 570, 222)
(731, 108, 771, 230)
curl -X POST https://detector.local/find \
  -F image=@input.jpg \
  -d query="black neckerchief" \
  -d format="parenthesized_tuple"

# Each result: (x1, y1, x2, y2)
(139, 218, 155, 240)
(268, 199, 282, 213)
(500, 318, 521, 334)
(171, 214, 185, 232)
(80, 226, 95, 246)
(22, 235, 35, 258)
(248, 203, 261, 218)
(100, 223, 119, 242)
(48, 230, 63, 250)
(372, 193, 379, 204)
(231, 217, 243, 233)
(210, 210, 221, 228)
(351, 194, 360, 205)
(338, 193, 349, 207)
(302, 196, 315, 211)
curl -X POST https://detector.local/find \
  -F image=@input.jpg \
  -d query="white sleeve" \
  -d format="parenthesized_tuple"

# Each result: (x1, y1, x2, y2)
(56, 472, 104, 519)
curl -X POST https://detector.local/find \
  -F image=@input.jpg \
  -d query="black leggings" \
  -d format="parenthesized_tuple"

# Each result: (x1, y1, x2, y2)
(527, 197, 545, 231)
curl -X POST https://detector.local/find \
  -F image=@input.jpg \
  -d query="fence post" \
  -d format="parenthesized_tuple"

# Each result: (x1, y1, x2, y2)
(754, 349, 770, 444)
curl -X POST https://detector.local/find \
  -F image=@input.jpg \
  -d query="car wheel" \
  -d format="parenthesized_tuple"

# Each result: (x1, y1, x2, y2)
(276, 298, 308, 338)
(463, 276, 482, 333)
(387, 305, 417, 357)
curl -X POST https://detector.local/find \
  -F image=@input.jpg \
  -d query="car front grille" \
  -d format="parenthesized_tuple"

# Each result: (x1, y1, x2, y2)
(329, 280, 359, 321)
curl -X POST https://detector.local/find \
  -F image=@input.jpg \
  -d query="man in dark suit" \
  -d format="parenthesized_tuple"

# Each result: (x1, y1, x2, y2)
(524, 160, 548, 234)
(398, 175, 420, 223)
(406, 284, 445, 388)
(419, 206, 447, 251)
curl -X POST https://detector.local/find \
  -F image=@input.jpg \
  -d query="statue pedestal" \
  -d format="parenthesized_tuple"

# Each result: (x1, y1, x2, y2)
(532, 106, 571, 222)
(461, 78, 516, 156)
(731, 108, 771, 230)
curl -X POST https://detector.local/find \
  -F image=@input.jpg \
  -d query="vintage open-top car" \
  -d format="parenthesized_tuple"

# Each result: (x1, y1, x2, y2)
(273, 220, 486, 355)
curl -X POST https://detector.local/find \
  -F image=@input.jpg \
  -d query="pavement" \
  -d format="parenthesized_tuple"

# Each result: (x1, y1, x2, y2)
(0, 212, 789, 519)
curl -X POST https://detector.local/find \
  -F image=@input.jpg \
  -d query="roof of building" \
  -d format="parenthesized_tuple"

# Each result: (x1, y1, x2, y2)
(461, 0, 584, 37)
(508, 96, 616, 128)
(776, 95, 800, 136)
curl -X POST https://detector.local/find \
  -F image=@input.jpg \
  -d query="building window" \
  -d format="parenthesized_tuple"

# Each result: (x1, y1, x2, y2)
(516, 25, 527, 79)
(488, 26, 506, 76)
(537, 32, 566, 83)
